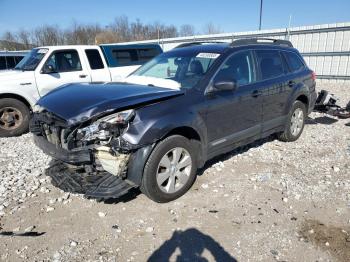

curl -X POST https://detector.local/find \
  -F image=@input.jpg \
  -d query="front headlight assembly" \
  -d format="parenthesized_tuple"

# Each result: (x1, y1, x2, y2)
(76, 109, 135, 141)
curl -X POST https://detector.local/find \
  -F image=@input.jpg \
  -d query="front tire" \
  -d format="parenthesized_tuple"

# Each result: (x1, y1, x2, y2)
(0, 98, 30, 137)
(278, 100, 306, 142)
(141, 135, 198, 203)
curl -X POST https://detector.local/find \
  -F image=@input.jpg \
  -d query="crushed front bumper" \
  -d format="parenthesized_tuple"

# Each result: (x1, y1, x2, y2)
(33, 135, 92, 165)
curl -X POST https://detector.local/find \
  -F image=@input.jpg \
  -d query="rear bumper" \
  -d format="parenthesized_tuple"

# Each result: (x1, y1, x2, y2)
(33, 135, 92, 165)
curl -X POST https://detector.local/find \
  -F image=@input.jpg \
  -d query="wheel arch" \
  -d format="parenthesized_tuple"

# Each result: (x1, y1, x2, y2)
(0, 93, 33, 111)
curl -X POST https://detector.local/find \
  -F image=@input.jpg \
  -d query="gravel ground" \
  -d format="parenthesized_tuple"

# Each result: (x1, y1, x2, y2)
(0, 82, 349, 262)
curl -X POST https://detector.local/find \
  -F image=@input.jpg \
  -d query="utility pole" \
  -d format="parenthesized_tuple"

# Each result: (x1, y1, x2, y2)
(259, 0, 263, 30)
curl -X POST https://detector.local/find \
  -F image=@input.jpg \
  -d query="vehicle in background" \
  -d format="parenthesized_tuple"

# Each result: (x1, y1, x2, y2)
(0, 51, 28, 71)
(31, 38, 317, 202)
(0, 44, 162, 137)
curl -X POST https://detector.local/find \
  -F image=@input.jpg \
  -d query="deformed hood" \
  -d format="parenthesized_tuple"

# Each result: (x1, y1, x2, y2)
(37, 82, 184, 125)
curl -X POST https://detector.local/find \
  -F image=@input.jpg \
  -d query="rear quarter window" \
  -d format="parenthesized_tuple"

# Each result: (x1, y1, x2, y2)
(284, 51, 305, 72)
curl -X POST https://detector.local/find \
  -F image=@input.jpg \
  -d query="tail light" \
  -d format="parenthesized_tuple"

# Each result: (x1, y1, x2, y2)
(311, 71, 316, 81)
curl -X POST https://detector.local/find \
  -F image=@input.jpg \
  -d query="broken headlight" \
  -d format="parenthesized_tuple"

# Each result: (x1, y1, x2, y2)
(76, 109, 134, 141)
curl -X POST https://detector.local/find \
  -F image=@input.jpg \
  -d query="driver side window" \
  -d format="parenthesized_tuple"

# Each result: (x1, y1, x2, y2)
(44, 50, 82, 73)
(214, 51, 255, 86)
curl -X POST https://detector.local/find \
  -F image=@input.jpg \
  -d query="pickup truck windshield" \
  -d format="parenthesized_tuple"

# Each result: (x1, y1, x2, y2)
(130, 50, 220, 89)
(14, 48, 48, 71)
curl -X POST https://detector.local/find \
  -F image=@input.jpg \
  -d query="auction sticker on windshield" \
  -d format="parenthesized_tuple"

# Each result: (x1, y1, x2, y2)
(196, 53, 220, 59)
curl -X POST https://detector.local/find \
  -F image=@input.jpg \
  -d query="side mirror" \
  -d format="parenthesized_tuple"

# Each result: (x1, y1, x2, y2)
(213, 80, 237, 91)
(42, 64, 55, 74)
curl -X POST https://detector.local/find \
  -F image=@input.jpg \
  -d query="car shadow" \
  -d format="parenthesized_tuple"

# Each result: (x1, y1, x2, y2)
(197, 136, 275, 176)
(148, 228, 237, 262)
(306, 116, 338, 125)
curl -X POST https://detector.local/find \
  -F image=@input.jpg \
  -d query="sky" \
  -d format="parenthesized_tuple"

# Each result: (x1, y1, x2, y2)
(1, 0, 350, 36)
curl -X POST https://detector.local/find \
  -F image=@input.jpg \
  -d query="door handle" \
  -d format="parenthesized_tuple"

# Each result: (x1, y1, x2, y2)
(288, 80, 295, 87)
(251, 90, 262, 98)
(79, 74, 88, 78)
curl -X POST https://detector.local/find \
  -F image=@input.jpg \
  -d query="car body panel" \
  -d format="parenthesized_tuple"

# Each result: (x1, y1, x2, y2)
(36, 82, 184, 124)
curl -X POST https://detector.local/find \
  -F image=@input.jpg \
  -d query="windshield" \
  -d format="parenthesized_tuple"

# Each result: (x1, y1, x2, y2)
(14, 48, 48, 71)
(129, 50, 221, 89)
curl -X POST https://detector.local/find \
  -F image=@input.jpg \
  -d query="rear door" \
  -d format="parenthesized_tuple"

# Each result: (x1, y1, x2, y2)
(205, 50, 263, 152)
(84, 48, 111, 82)
(35, 49, 91, 96)
(255, 49, 290, 132)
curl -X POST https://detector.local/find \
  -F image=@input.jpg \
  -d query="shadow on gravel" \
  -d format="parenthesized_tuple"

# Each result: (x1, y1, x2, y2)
(0, 231, 45, 237)
(197, 136, 276, 176)
(306, 116, 338, 125)
(148, 228, 237, 262)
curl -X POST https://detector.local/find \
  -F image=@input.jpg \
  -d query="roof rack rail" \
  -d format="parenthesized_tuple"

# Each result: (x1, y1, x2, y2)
(231, 38, 293, 48)
(175, 41, 226, 49)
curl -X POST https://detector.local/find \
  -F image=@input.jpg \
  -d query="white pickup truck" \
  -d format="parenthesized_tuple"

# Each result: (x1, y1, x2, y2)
(0, 44, 162, 137)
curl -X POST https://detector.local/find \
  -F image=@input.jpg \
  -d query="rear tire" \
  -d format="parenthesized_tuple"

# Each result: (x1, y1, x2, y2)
(141, 135, 198, 203)
(278, 101, 306, 142)
(0, 98, 30, 137)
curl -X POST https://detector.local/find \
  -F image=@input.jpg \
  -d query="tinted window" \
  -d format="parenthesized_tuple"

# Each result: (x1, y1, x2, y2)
(112, 49, 138, 66)
(45, 50, 82, 73)
(138, 48, 161, 63)
(256, 50, 284, 80)
(284, 51, 305, 72)
(0, 57, 7, 70)
(85, 49, 104, 70)
(214, 51, 255, 85)
(14, 56, 24, 64)
(112, 48, 161, 66)
(6, 56, 16, 69)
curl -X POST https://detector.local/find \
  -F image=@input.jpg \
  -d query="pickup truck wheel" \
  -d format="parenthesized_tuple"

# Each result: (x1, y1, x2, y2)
(278, 101, 306, 142)
(0, 98, 30, 137)
(141, 135, 198, 203)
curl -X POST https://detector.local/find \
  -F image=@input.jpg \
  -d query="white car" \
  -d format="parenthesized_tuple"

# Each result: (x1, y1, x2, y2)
(0, 44, 162, 136)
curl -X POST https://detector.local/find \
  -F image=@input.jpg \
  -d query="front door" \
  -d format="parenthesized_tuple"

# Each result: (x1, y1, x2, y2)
(35, 49, 91, 97)
(205, 50, 263, 152)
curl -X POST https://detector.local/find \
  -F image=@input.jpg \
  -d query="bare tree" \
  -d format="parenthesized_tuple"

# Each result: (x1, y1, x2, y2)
(203, 22, 222, 35)
(1, 16, 224, 49)
(110, 15, 130, 42)
(179, 24, 195, 37)
(18, 30, 31, 49)
(32, 25, 63, 46)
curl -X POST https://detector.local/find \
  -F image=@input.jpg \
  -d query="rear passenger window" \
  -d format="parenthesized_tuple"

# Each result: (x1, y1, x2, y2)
(85, 49, 104, 70)
(214, 51, 255, 85)
(284, 52, 305, 72)
(256, 50, 285, 80)
(0, 57, 6, 70)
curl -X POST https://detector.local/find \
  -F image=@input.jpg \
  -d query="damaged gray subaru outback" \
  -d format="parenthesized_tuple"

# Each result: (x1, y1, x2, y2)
(30, 39, 317, 202)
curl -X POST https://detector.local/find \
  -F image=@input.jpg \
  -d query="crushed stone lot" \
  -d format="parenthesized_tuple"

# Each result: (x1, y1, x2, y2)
(0, 83, 349, 262)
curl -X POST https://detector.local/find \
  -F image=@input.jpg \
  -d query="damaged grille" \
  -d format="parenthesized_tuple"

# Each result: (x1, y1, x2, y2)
(30, 111, 71, 149)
